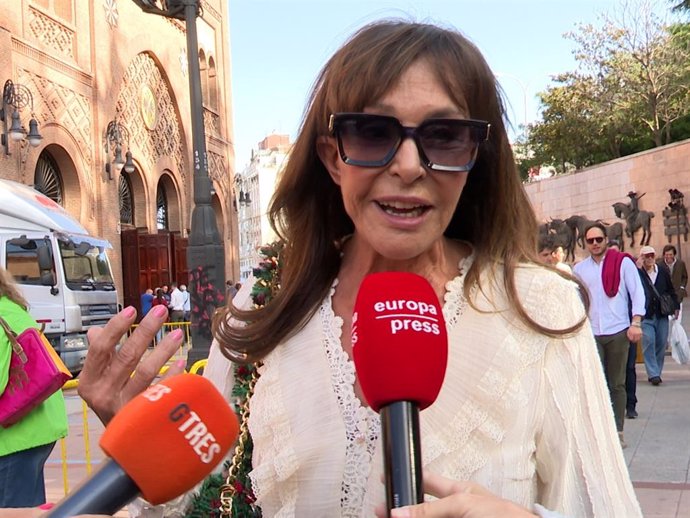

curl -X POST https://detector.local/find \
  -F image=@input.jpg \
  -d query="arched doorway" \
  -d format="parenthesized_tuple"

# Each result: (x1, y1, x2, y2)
(34, 152, 64, 205)
(120, 171, 188, 318)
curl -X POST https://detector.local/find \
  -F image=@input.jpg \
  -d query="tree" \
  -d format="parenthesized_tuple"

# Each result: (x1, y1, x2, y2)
(520, 0, 690, 176)
(567, 1, 690, 147)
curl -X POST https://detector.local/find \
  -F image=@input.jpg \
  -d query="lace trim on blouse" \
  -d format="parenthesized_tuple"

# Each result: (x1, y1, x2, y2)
(322, 278, 381, 518)
(323, 254, 474, 516)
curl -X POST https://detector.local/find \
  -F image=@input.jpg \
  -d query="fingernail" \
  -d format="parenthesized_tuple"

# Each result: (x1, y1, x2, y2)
(391, 510, 411, 518)
(38, 503, 55, 510)
(176, 359, 186, 369)
(170, 329, 184, 341)
(122, 306, 136, 318)
(154, 305, 168, 317)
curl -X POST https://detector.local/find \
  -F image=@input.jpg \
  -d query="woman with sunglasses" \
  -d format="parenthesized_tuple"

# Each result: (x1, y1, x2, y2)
(69, 19, 640, 518)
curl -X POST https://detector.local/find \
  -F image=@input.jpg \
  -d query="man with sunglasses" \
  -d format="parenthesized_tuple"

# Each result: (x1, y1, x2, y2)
(574, 222, 645, 448)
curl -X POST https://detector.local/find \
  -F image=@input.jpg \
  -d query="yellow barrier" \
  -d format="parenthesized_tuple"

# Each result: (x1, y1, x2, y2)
(189, 359, 208, 375)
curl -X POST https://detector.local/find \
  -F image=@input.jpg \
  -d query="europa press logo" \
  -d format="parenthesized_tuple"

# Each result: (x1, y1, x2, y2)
(351, 272, 448, 412)
(374, 298, 442, 336)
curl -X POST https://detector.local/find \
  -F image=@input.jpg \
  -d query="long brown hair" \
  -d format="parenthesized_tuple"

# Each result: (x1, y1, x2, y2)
(214, 20, 586, 363)
(0, 267, 28, 310)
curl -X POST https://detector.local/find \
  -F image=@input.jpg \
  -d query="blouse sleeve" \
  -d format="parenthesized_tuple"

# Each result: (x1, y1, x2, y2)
(534, 282, 642, 517)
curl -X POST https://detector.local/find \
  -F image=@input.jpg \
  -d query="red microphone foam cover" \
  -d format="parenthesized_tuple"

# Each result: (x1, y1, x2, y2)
(99, 373, 238, 505)
(352, 271, 448, 412)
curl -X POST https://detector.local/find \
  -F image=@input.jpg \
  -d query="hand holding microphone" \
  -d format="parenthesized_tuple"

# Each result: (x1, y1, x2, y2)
(45, 374, 239, 518)
(352, 272, 448, 515)
(375, 472, 540, 518)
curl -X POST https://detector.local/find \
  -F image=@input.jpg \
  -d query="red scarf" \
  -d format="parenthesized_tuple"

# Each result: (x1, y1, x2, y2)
(602, 249, 635, 297)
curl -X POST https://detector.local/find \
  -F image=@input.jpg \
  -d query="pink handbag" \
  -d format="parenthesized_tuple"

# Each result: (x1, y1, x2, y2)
(0, 316, 72, 427)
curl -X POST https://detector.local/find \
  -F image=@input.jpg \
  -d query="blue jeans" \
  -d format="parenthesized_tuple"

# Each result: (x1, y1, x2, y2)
(0, 442, 56, 507)
(642, 316, 670, 379)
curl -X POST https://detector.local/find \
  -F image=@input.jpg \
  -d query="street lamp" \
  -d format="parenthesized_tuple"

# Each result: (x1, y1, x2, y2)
(131, 0, 225, 369)
(104, 119, 135, 180)
(1, 79, 43, 158)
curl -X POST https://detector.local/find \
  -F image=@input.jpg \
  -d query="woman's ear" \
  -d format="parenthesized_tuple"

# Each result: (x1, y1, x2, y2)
(316, 136, 342, 186)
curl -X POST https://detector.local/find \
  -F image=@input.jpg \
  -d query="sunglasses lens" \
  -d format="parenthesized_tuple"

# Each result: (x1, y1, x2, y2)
(336, 116, 400, 166)
(587, 237, 604, 244)
(332, 114, 488, 171)
(418, 120, 480, 170)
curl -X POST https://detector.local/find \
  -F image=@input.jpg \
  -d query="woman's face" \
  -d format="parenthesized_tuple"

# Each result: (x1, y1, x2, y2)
(318, 59, 470, 261)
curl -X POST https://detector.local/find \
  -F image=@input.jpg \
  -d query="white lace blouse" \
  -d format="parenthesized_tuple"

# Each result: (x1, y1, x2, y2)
(185, 260, 642, 517)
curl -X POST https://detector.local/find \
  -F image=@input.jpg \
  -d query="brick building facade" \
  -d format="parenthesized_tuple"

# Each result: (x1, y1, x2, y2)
(0, 0, 238, 307)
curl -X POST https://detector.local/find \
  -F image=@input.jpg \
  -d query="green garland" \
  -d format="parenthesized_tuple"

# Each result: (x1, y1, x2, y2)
(187, 242, 283, 517)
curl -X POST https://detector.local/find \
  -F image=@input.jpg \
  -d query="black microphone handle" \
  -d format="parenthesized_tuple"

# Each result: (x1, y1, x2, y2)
(45, 459, 140, 518)
(381, 400, 423, 514)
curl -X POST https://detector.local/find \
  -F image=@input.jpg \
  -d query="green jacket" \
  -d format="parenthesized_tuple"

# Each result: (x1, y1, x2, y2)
(0, 296, 68, 455)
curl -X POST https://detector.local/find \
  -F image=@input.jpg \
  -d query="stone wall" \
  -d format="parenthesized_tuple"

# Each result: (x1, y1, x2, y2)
(524, 139, 690, 263)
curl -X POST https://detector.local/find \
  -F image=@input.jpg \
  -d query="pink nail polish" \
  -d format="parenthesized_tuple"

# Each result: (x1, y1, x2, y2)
(122, 306, 136, 318)
(154, 305, 168, 317)
(170, 329, 184, 341)
(176, 359, 186, 369)
(38, 502, 55, 510)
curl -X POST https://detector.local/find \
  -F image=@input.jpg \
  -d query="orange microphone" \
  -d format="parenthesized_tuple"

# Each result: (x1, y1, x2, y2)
(46, 374, 239, 517)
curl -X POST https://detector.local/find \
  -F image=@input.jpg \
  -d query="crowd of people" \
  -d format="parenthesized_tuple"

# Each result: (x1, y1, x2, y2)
(539, 229, 687, 447)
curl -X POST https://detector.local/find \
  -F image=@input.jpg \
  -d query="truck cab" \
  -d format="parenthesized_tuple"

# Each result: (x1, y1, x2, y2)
(0, 179, 118, 374)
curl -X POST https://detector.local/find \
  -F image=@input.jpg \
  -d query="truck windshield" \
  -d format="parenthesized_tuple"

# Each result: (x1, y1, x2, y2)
(59, 239, 115, 289)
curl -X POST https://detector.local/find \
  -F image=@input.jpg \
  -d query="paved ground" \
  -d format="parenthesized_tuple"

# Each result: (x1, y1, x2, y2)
(624, 360, 690, 518)
(43, 330, 690, 517)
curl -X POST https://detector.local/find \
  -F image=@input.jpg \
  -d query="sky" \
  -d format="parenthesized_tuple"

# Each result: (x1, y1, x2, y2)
(228, 0, 675, 170)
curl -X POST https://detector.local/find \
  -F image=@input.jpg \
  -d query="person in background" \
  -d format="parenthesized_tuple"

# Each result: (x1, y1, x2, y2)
(161, 285, 171, 306)
(551, 244, 572, 274)
(225, 280, 238, 300)
(537, 235, 571, 274)
(657, 244, 687, 318)
(607, 239, 641, 419)
(168, 282, 185, 326)
(573, 223, 645, 447)
(0, 267, 68, 507)
(75, 20, 641, 517)
(638, 245, 679, 385)
(140, 288, 154, 319)
(537, 235, 556, 266)
(180, 284, 191, 344)
(151, 288, 169, 343)
(180, 284, 191, 322)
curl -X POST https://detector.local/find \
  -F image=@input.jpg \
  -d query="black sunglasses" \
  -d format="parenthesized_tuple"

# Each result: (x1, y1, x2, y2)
(328, 113, 490, 172)
(586, 237, 605, 245)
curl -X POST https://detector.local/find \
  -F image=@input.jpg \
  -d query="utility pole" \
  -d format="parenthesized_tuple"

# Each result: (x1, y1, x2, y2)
(130, 0, 225, 368)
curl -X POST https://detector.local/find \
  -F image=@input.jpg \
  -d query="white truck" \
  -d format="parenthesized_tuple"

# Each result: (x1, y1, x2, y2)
(0, 179, 119, 373)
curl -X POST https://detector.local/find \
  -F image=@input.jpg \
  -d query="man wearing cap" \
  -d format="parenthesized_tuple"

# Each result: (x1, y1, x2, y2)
(574, 222, 645, 448)
(638, 245, 679, 386)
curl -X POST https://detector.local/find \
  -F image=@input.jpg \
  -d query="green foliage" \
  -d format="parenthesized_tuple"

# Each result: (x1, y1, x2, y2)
(519, 1, 690, 176)
(186, 243, 284, 518)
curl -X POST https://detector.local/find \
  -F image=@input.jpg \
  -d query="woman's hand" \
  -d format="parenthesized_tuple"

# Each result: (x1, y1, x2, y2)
(376, 472, 538, 518)
(77, 304, 186, 424)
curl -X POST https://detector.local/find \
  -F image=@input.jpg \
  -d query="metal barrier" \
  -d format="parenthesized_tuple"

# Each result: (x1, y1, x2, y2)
(54, 355, 208, 495)
(128, 321, 193, 361)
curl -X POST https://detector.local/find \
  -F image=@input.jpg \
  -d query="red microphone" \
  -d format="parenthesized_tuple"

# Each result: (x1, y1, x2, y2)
(352, 272, 448, 513)
(47, 374, 239, 517)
